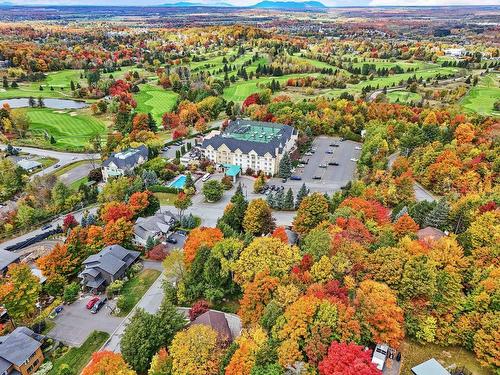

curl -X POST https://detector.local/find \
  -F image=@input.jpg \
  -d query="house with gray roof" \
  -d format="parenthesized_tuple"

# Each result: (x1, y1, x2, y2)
(133, 210, 178, 247)
(201, 120, 297, 176)
(412, 358, 451, 375)
(78, 245, 140, 291)
(16, 159, 42, 173)
(0, 326, 45, 375)
(102, 145, 148, 182)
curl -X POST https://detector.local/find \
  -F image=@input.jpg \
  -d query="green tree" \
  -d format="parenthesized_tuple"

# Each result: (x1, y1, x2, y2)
(202, 180, 224, 202)
(121, 301, 185, 373)
(302, 226, 331, 261)
(295, 183, 309, 209)
(184, 173, 195, 191)
(424, 198, 449, 230)
(283, 188, 295, 211)
(253, 172, 266, 193)
(0, 263, 41, 322)
(293, 192, 330, 236)
(174, 192, 192, 222)
(0, 158, 25, 201)
(278, 152, 292, 179)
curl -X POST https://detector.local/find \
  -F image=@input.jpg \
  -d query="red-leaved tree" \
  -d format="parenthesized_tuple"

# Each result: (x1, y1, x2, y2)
(318, 342, 381, 375)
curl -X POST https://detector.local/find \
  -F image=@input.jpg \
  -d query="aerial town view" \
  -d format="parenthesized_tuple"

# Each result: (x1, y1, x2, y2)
(0, 0, 498, 374)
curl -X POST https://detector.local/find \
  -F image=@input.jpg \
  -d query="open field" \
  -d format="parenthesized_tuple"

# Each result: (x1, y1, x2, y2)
(223, 73, 319, 101)
(400, 340, 493, 375)
(461, 74, 500, 117)
(49, 331, 109, 375)
(134, 83, 179, 123)
(24, 108, 107, 151)
(154, 192, 177, 205)
(386, 90, 423, 104)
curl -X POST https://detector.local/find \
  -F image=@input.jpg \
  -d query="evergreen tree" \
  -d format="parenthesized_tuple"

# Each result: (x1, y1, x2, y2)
(295, 183, 309, 209)
(424, 198, 449, 230)
(274, 190, 284, 210)
(147, 113, 157, 132)
(266, 192, 275, 208)
(70, 80, 75, 91)
(278, 152, 292, 179)
(283, 188, 295, 211)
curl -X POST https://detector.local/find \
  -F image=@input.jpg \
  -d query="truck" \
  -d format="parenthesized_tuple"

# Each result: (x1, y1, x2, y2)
(371, 343, 389, 371)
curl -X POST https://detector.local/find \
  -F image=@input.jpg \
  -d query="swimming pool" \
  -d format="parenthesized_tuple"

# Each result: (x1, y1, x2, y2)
(168, 174, 187, 189)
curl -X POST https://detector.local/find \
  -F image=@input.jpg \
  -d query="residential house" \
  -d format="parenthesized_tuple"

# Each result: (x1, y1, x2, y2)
(412, 358, 450, 375)
(190, 310, 233, 344)
(101, 145, 148, 182)
(417, 226, 446, 242)
(0, 327, 44, 375)
(201, 120, 297, 176)
(133, 210, 177, 246)
(78, 245, 140, 291)
(16, 159, 42, 173)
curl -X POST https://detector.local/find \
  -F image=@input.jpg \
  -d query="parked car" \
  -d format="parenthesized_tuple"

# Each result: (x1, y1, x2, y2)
(326, 150, 333, 154)
(319, 164, 327, 168)
(282, 178, 287, 183)
(355, 146, 362, 150)
(350, 158, 359, 162)
(91, 298, 107, 314)
(166, 237, 177, 244)
(41, 224, 52, 230)
(313, 176, 322, 180)
(176, 229, 188, 236)
(86, 296, 100, 309)
(329, 143, 339, 147)
(53, 164, 60, 168)
(328, 161, 340, 166)
(304, 152, 313, 156)
(49, 306, 63, 319)
(340, 137, 345, 141)
(290, 176, 302, 181)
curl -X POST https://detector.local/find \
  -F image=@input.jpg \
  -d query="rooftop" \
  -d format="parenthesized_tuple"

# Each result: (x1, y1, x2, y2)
(223, 121, 284, 143)
(412, 358, 450, 375)
(0, 327, 43, 368)
(0, 249, 20, 271)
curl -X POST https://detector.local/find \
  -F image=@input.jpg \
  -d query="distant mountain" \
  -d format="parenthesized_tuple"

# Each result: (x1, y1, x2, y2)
(0, 2, 14, 7)
(251, 1, 327, 9)
(162, 1, 234, 7)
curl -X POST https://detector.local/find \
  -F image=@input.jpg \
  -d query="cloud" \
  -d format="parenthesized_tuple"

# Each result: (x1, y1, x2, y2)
(369, 0, 499, 5)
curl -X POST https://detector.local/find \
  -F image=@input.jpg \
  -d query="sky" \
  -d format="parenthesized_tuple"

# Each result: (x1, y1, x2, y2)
(4, 0, 500, 6)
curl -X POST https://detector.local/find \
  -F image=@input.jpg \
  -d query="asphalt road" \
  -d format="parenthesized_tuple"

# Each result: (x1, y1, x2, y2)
(0, 144, 100, 180)
(58, 161, 99, 185)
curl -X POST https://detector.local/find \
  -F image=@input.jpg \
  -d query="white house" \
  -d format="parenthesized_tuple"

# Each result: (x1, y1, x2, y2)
(102, 145, 148, 182)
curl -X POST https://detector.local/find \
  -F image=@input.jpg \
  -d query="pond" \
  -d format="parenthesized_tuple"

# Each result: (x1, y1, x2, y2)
(0, 98, 88, 109)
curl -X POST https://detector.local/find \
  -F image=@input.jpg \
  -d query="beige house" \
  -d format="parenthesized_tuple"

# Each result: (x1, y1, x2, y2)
(201, 120, 297, 176)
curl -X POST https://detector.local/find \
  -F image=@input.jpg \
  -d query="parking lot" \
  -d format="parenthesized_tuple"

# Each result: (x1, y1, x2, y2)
(47, 295, 123, 346)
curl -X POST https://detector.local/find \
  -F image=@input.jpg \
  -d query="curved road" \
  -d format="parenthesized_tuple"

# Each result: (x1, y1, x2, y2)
(0, 144, 100, 179)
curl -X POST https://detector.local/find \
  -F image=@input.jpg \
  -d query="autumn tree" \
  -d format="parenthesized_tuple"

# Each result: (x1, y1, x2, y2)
(173, 192, 192, 222)
(394, 213, 419, 237)
(169, 325, 222, 375)
(103, 217, 134, 247)
(238, 272, 279, 326)
(100, 201, 134, 223)
(0, 263, 41, 322)
(36, 243, 78, 279)
(293, 192, 330, 236)
(183, 227, 223, 266)
(233, 237, 300, 285)
(318, 342, 381, 375)
(148, 348, 172, 375)
(225, 327, 268, 375)
(83, 351, 135, 375)
(354, 280, 405, 348)
(242, 199, 275, 236)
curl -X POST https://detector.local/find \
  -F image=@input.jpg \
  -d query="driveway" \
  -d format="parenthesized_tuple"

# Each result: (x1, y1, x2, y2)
(58, 162, 100, 185)
(47, 296, 123, 346)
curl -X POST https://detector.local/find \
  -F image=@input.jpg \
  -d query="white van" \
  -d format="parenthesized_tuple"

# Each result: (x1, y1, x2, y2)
(201, 173, 211, 182)
(372, 344, 389, 370)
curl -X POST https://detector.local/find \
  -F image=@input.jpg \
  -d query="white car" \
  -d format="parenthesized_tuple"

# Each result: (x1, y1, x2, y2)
(371, 344, 389, 371)
(350, 158, 359, 162)
(355, 146, 362, 150)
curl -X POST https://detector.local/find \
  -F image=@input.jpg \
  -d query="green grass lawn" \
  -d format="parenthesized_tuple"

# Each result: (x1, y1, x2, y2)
(461, 74, 500, 117)
(134, 84, 178, 123)
(386, 90, 423, 104)
(223, 73, 319, 102)
(24, 108, 107, 151)
(49, 331, 109, 375)
(154, 192, 177, 205)
(116, 269, 161, 316)
(69, 176, 89, 190)
(35, 156, 58, 169)
(400, 340, 493, 375)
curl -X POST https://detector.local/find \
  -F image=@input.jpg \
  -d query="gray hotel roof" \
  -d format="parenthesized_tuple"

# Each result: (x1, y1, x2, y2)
(103, 145, 148, 170)
(201, 120, 295, 157)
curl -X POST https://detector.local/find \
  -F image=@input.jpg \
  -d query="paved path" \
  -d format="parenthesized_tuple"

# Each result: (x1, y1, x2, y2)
(101, 266, 166, 353)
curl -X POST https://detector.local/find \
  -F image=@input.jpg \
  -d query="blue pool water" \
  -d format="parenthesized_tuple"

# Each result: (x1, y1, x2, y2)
(169, 174, 187, 189)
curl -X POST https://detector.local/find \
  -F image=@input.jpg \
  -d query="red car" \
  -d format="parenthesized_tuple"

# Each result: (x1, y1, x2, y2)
(86, 296, 100, 309)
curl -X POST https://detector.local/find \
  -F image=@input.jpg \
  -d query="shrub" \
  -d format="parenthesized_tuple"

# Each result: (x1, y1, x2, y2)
(202, 180, 224, 202)
(147, 244, 169, 261)
(221, 175, 233, 190)
(34, 362, 53, 375)
(189, 300, 210, 321)
(107, 279, 125, 297)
